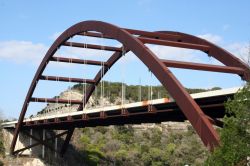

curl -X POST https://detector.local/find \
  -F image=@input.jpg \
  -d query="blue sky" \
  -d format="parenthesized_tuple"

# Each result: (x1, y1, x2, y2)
(0, 0, 250, 119)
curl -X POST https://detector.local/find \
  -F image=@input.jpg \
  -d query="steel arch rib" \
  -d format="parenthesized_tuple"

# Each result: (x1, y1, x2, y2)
(157, 31, 250, 80)
(12, 20, 249, 155)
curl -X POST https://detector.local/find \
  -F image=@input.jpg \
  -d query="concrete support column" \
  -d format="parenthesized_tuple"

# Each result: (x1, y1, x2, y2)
(42, 129, 45, 158)
(29, 129, 33, 156)
(55, 137, 58, 158)
(17, 135, 19, 157)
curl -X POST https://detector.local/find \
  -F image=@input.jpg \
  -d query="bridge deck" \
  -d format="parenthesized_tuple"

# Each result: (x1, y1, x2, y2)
(2, 87, 240, 129)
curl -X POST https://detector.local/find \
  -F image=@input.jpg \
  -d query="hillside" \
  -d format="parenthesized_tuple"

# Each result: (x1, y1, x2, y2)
(35, 81, 221, 116)
(72, 81, 221, 103)
(0, 82, 220, 165)
(65, 124, 208, 166)
(30, 82, 218, 165)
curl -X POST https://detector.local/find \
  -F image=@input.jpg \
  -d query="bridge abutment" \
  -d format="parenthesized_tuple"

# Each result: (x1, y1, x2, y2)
(3, 128, 61, 159)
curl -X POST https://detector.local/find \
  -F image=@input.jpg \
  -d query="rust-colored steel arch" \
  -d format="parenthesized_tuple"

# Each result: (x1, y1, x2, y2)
(157, 31, 250, 80)
(10, 20, 250, 156)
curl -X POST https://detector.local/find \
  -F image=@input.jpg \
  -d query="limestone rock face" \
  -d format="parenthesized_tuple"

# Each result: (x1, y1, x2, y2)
(23, 158, 45, 166)
(60, 90, 83, 100)
(2, 156, 45, 166)
(36, 90, 114, 116)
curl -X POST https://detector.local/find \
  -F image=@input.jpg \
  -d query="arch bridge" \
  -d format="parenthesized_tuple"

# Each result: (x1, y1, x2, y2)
(9, 20, 250, 156)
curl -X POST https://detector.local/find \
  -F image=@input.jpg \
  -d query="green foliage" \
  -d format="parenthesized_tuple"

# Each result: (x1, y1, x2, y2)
(80, 148, 105, 166)
(166, 143, 176, 154)
(112, 125, 134, 144)
(80, 133, 105, 165)
(57, 81, 223, 165)
(205, 84, 250, 165)
(79, 124, 208, 165)
(166, 127, 208, 165)
(73, 81, 170, 102)
(72, 81, 218, 103)
(150, 128, 162, 147)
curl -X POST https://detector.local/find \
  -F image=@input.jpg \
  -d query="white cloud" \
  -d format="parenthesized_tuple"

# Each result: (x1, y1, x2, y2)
(198, 34, 222, 44)
(0, 33, 113, 65)
(0, 40, 47, 64)
(197, 34, 250, 65)
(143, 34, 249, 67)
(120, 44, 201, 64)
(226, 42, 249, 64)
(197, 33, 249, 65)
(148, 45, 198, 61)
(1, 32, 248, 68)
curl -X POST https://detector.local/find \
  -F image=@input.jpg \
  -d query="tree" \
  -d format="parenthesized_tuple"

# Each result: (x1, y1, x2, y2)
(205, 84, 250, 165)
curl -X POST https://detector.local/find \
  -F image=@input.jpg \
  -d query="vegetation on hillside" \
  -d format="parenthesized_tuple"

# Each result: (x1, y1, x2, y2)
(76, 125, 208, 166)
(72, 81, 221, 102)
(36, 81, 222, 116)
(3, 81, 249, 165)
(205, 84, 250, 165)
(71, 82, 250, 165)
